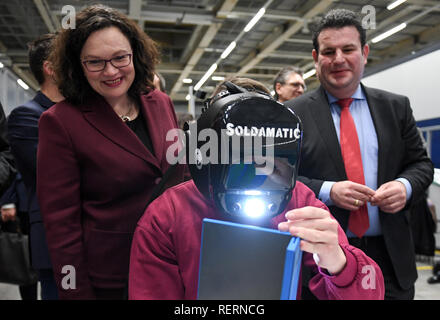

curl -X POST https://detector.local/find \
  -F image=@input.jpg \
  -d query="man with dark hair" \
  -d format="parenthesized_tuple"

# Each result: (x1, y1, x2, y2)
(273, 66, 306, 103)
(312, 9, 366, 53)
(28, 34, 57, 85)
(7, 33, 64, 299)
(285, 9, 433, 299)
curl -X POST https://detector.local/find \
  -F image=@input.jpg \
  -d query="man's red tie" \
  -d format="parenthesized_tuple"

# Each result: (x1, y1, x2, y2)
(338, 98, 369, 238)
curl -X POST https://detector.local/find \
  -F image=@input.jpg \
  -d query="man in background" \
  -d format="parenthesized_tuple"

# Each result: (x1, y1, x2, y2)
(153, 72, 166, 93)
(7, 33, 64, 300)
(0, 102, 15, 194)
(273, 66, 306, 102)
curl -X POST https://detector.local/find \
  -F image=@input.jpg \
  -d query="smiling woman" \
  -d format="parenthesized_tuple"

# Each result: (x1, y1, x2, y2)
(80, 26, 136, 117)
(36, 4, 185, 299)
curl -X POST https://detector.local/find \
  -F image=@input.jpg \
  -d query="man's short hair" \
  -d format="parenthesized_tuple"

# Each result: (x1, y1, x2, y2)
(272, 66, 303, 100)
(312, 9, 366, 52)
(28, 33, 56, 85)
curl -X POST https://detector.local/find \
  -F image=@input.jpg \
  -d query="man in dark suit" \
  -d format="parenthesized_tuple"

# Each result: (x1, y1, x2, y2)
(0, 102, 15, 194)
(7, 33, 64, 299)
(285, 9, 433, 299)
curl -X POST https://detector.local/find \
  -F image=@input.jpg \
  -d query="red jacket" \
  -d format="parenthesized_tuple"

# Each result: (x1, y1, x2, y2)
(129, 180, 385, 300)
(37, 90, 184, 299)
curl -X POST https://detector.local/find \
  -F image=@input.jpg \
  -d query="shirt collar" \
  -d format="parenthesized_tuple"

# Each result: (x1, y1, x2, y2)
(325, 84, 365, 105)
(34, 91, 56, 108)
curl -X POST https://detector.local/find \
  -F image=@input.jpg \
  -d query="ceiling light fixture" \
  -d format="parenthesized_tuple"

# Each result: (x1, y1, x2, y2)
(182, 78, 193, 84)
(244, 8, 265, 32)
(17, 79, 29, 90)
(371, 23, 407, 43)
(0, 62, 4, 68)
(220, 41, 237, 59)
(212, 76, 225, 81)
(387, 0, 407, 10)
(194, 63, 218, 91)
(303, 69, 316, 80)
(192, 0, 273, 92)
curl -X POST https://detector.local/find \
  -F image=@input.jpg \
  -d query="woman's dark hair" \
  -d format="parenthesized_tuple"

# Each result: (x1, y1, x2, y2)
(312, 9, 366, 53)
(50, 4, 159, 105)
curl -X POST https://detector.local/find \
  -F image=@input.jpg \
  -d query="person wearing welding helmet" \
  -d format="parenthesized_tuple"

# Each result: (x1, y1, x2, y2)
(128, 78, 384, 300)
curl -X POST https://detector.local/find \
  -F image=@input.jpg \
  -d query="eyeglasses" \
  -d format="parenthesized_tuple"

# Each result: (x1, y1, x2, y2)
(81, 53, 132, 72)
(284, 82, 306, 91)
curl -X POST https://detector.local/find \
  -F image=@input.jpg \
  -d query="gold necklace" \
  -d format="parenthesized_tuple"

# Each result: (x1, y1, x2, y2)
(120, 114, 131, 122)
(120, 103, 135, 122)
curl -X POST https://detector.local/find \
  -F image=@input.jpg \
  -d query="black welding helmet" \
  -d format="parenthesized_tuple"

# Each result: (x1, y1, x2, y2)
(186, 81, 302, 221)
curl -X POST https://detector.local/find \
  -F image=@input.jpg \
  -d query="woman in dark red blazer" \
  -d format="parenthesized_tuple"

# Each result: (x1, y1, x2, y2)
(36, 5, 184, 299)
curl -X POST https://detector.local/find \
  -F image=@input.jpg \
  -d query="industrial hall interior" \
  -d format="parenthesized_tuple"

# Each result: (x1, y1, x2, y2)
(0, 0, 439, 301)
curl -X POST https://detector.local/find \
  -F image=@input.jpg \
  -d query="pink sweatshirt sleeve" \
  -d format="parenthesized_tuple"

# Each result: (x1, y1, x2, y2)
(306, 232, 385, 300)
(129, 196, 186, 300)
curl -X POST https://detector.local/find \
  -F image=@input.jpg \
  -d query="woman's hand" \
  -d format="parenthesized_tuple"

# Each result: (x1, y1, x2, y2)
(278, 206, 346, 275)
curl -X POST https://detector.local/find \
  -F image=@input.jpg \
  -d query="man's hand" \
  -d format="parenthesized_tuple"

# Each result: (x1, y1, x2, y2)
(1, 205, 17, 222)
(278, 206, 346, 275)
(370, 181, 407, 213)
(330, 181, 376, 211)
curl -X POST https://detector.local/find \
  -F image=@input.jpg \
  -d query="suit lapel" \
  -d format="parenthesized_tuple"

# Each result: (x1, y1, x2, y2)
(309, 86, 347, 178)
(82, 94, 161, 171)
(139, 94, 164, 168)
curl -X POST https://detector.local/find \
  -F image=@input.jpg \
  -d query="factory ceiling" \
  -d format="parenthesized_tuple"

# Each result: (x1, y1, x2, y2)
(1, 0, 439, 109)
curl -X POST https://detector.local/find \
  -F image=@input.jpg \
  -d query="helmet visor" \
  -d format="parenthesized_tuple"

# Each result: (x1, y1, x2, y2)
(224, 156, 295, 191)
(214, 155, 297, 219)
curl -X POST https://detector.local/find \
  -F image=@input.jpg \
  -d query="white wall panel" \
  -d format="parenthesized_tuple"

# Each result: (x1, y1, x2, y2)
(363, 49, 440, 121)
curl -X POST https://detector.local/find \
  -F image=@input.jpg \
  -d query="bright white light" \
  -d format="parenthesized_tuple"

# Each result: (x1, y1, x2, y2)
(194, 63, 218, 91)
(243, 190, 263, 196)
(270, 90, 275, 97)
(220, 41, 236, 59)
(244, 8, 265, 32)
(182, 78, 192, 84)
(211, 76, 225, 81)
(185, 94, 190, 101)
(17, 79, 29, 90)
(371, 23, 407, 43)
(244, 198, 265, 218)
(387, 0, 407, 10)
(303, 69, 316, 80)
(0, 62, 4, 68)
